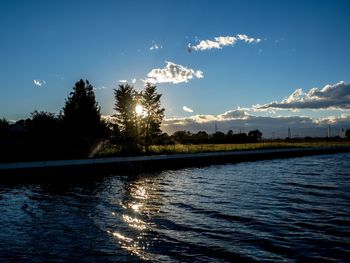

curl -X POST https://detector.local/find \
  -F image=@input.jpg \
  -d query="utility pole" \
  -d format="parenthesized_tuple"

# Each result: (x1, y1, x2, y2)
(328, 125, 331, 138)
(288, 126, 291, 138)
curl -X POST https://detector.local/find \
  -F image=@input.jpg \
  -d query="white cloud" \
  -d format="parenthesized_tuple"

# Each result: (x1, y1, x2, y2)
(218, 109, 250, 120)
(237, 34, 261, 43)
(33, 79, 46, 87)
(150, 43, 162, 50)
(188, 34, 261, 52)
(183, 106, 194, 113)
(94, 86, 109, 90)
(144, 61, 204, 84)
(118, 79, 136, 84)
(257, 81, 350, 110)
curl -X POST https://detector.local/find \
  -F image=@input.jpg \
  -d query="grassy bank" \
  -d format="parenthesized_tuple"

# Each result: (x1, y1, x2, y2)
(95, 140, 350, 157)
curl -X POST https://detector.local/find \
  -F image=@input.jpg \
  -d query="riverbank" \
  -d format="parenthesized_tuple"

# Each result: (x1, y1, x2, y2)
(1, 146, 350, 178)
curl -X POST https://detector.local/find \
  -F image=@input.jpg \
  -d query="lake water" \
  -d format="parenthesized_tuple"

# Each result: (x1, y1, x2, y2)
(0, 153, 350, 262)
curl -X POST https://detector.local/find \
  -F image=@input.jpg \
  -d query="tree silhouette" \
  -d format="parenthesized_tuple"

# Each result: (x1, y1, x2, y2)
(28, 111, 58, 134)
(62, 79, 103, 138)
(345, 129, 350, 139)
(248, 129, 262, 142)
(212, 131, 226, 143)
(114, 84, 138, 152)
(141, 83, 165, 152)
(0, 118, 9, 138)
(194, 131, 209, 144)
(61, 79, 105, 157)
(173, 131, 192, 144)
(26, 111, 61, 159)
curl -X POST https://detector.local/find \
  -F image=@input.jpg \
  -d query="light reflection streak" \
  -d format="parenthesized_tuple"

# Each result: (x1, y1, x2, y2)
(131, 203, 142, 211)
(107, 230, 133, 243)
(109, 177, 163, 261)
(133, 186, 147, 199)
(107, 230, 149, 260)
(123, 215, 147, 230)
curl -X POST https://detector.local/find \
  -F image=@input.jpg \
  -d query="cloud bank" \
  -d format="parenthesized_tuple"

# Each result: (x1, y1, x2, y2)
(33, 79, 46, 87)
(183, 106, 194, 113)
(161, 110, 350, 138)
(144, 61, 203, 84)
(188, 34, 261, 52)
(257, 81, 350, 110)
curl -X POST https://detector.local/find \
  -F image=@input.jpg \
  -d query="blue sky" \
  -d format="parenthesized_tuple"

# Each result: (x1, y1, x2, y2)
(1, 0, 350, 136)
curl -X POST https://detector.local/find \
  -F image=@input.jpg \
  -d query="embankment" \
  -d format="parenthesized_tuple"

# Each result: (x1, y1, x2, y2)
(1, 146, 350, 179)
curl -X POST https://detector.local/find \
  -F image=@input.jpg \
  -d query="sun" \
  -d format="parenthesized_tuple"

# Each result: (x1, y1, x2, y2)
(135, 104, 144, 116)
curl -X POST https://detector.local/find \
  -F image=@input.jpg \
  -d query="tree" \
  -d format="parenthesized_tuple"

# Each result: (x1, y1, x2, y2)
(114, 84, 138, 152)
(345, 129, 350, 139)
(0, 118, 9, 137)
(62, 79, 104, 138)
(155, 132, 172, 145)
(248, 129, 262, 142)
(61, 79, 105, 157)
(172, 131, 192, 144)
(141, 83, 165, 152)
(212, 131, 226, 143)
(26, 111, 62, 159)
(194, 131, 209, 144)
(28, 111, 58, 135)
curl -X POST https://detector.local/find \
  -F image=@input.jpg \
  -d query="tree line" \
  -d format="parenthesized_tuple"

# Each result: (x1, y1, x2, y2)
(0, 79, 166, 161)
(170, 130, 262, 144)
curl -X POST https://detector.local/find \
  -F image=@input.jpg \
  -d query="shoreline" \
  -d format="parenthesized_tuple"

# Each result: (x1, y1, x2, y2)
(1, 146, 350, 178)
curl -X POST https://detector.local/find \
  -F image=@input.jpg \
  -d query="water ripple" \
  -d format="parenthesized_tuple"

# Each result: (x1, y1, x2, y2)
(1, 153, 350, 262)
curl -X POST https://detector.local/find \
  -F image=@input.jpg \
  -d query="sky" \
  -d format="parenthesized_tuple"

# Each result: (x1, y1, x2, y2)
(1, 0, 350, 137)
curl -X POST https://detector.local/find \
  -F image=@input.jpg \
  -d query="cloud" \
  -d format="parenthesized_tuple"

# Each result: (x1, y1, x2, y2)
(144, 61, 204, 84)
(237, 34, 261, 43)
(119, 79, 136, 84)
(161, 110, 350, 138)
(94, 86, 109, 90)
(33, 79, 46, 87)
(257, 81, 350, 110)
(218, 109, 250, 120)
(188, 34, 261, 52)
(150, 44, 162, 50)
(183, 106, 194, 113)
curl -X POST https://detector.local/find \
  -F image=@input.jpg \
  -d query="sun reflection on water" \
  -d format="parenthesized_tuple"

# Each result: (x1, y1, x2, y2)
(107, 230, 133, 243)
(107, 177, 163, 261)
(122, 215, 147, 230)
(132, 186, 148, 199)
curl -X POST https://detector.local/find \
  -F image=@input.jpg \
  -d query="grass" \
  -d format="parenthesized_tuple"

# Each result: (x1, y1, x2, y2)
(95, 140, 350, 157)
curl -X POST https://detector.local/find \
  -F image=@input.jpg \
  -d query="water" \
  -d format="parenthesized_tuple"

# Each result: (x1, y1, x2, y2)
(0, 153, 350, 262)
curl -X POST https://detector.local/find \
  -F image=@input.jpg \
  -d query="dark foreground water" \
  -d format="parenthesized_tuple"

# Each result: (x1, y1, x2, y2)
(1, 153, 350, 262)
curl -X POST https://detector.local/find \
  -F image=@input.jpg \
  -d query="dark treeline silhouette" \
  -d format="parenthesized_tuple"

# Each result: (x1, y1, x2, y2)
(1, 79, 350, 163)
(0, 80, 166, 162)
(0, 80, 109, 162)
(170, 129, 262, 144)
